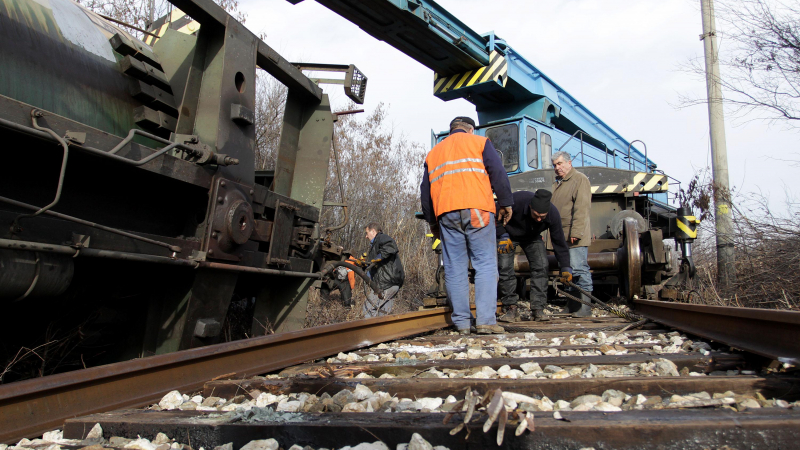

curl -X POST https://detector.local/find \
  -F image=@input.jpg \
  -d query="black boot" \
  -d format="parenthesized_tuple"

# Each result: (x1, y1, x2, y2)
(571, 293, 592, 318)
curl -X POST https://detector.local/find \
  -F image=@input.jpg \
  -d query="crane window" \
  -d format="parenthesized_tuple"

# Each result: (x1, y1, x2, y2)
(541, 132, 552, 169)
(526, 126, 538, 169)
(485, 124, 519, 172)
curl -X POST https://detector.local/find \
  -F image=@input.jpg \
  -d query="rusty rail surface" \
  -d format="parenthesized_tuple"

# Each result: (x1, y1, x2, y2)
(634, 299, 800, 362)
(0, 308, 454, 444)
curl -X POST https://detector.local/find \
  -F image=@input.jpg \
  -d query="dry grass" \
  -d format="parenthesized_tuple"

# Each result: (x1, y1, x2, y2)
(677, 175, 800, 310)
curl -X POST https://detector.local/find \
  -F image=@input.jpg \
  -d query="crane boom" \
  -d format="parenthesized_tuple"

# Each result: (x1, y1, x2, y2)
(290, 0, 652, 168)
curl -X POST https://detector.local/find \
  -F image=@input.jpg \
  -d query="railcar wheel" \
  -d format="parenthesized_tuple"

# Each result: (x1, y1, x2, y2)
(619, 218, 642, 300)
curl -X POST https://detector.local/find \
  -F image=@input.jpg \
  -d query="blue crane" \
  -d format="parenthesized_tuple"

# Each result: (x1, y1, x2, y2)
(289, 0, 696, 300)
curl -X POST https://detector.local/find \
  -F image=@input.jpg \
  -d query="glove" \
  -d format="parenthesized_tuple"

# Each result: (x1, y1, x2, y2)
(370, 258, 383, 265)
(429, 222, 441, 240)
(497, 238, 514, 254)
(559, 270, 573, 283)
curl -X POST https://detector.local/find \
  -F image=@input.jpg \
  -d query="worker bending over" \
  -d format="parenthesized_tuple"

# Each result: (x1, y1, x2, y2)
(420, 116, 513, 335)
(322, 250, 358, 307)
(496, 190, 572, 322)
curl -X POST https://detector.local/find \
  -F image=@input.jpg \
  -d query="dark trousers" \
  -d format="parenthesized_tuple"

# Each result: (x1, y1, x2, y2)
(497, 237, 548, 310)
(321, 279, 352, 306)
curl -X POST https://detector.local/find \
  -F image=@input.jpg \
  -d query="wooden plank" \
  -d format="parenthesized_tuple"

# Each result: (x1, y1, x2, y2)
(278, 353, 743, 378)
(63, 408, 800, 450)
(203, 376, 800, 402)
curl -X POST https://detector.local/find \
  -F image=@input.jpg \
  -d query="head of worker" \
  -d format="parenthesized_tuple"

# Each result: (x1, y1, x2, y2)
(552, 151, 573, 179)
(449, 116, 476, 134)
(529, 189, 552, 222)
(365, 223, 381, 242)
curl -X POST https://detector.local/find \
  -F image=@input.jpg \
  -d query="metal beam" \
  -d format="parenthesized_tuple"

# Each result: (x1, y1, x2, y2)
(634, 300, 800, 362)
(0, 309, 454, 444)
(167, 0, 322, 102)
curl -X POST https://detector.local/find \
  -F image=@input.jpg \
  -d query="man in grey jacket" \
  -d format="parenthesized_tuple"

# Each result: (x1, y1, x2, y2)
(551, 151, 593, 317)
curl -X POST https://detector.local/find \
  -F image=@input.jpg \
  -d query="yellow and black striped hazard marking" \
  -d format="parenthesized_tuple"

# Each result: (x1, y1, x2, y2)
(676, 215, 700, 239)
(590, 173, 669, 194)
(433, 50, 508, 95)
(143, 9, 200, 46)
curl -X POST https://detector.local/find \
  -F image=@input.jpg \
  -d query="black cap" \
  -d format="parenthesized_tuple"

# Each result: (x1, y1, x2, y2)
(450, 116, 476, 129)
(529, 189, 552, 214)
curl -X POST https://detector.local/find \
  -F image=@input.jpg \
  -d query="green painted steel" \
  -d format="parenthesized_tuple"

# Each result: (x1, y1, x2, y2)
(0, 0, 143, 138)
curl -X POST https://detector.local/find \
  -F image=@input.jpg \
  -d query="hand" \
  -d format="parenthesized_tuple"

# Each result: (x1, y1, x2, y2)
(559, 271, 573, 283)
(570, 237, 579, 245)
(497, 238, 514, 254)
(497, 206, 513, 225)
(370, 258, 382, 265)
(429, 222, 441, 240)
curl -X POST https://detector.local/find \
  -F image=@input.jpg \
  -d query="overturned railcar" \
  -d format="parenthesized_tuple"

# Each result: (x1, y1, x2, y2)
(0, 0, 357, 372)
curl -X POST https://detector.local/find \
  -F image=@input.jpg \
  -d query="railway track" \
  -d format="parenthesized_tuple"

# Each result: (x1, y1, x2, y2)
(2, 300, 800, 449)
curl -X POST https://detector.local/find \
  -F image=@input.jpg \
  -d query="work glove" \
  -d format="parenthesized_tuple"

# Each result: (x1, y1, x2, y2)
(497, 238, 514, 254)
(559, 269, 573, 283)
(370, 258, 383, 265)
(429, 222, 441, 240)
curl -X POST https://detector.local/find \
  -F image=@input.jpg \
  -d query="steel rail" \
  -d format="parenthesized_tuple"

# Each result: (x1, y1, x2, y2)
(0, 308, 455, 444)
(634, 299, 800, 362)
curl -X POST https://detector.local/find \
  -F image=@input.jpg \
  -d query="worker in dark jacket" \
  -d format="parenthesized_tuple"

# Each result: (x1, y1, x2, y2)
(496, 190, 572, 322)
(364, 222, 404, 317)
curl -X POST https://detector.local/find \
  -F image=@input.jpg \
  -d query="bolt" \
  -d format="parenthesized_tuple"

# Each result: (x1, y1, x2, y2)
(218, 196, 224, 204)
(220, 181, 227, 187)
(208, 249, 214, 255)
(249, 189, 254, 195)
(211, 232, 218, 239)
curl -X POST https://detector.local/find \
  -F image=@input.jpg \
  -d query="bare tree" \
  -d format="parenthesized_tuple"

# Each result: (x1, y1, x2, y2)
(681, 0, 800, 127)
(254, 73, 287, 170)
(305, 104, 436, 326)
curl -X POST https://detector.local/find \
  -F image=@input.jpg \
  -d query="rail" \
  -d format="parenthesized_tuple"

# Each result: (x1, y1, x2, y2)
(634, 299, 800, 362)
(0, 308, 456, 444)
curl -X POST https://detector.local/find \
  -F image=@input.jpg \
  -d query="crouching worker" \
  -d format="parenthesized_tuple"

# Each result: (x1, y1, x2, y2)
(496, 189, 572, 322)
(364, 223, 405, 317)
(322, 250, 358, 307)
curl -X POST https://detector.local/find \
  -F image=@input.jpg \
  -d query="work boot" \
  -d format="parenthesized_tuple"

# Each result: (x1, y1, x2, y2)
(458, 328, 471, 336)
(532, 309, 550, 322)
(497, 305, 521, 323)
(477, 324, 506, 335)
(571, 293, 593, 318)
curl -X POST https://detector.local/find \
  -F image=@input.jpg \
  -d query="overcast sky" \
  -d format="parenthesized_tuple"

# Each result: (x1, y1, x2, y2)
(241, 0, 798, 213)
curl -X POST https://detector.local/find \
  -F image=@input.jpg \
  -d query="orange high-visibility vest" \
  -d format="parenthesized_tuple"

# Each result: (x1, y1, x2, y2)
(426, 132, 495, 218)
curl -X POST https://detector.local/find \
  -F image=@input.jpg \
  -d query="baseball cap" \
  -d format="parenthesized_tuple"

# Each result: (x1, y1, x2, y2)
(450, 116, 476, 129)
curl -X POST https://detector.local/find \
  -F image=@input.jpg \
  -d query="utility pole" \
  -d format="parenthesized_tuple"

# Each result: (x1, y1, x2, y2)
(700, 0, 736, 292)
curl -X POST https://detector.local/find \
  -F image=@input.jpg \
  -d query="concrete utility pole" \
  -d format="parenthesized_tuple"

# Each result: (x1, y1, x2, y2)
(700, 0, 736, 292)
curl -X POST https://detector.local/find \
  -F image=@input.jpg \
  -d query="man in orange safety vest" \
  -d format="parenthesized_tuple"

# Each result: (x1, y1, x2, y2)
(420, 116, 514, 335)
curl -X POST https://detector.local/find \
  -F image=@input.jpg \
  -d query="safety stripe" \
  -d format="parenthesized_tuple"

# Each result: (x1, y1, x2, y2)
(473, 209, 485, 227)
(434, 50, 508, 96)
(428, 157, 482, 175)
(676, 220, 698, 238)
(589, 174, 668, 195)
(430, 167, 486, 184)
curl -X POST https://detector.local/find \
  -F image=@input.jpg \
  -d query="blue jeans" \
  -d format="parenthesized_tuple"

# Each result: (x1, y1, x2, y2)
(439, 210, 498, 329)
(569, 246, 592, 292)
